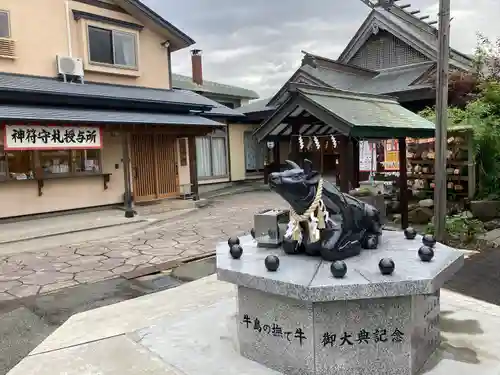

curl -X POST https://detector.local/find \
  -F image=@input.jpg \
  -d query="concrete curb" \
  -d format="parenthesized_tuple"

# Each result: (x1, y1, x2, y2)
(0, 189, 261, 246)
(121, 251, 216, 280)
(136, 208, 199, 230)
(0, 219, 151, 246)
(1, 201, 216, 246)
(202, 185, 270, 199)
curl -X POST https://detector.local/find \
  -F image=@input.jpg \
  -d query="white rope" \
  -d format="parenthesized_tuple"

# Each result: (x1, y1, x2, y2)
(330, 135, 337, 148)
(313, 136, 320, 150)
(285, 178, 328, 244)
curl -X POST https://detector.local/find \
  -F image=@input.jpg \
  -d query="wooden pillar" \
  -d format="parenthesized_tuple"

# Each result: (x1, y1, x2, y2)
(467, 131, 476, 199)
(376, 142, 385, 173)
(398, 137, 409, 229)
(346, 138, 354, 190)
(352, 138, 360, 188)
(320, 139, 324, 174)
(188, 136, 199, 200)
(289, 122, 301, 164)
(338, 135, 349, 193)
(263, 144, 270, 184)
(122, 131, 135, 218)
(273, 140, 280, 171)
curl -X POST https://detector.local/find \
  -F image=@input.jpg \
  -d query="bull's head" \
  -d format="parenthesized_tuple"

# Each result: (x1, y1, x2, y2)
(269, 159, 320, 215)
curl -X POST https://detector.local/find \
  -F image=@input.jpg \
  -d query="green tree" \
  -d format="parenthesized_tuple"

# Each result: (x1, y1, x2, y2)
(419, 35, 500, 198)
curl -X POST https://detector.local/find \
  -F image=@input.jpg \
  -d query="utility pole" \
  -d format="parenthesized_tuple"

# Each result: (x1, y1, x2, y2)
(434, 0, 451, 241)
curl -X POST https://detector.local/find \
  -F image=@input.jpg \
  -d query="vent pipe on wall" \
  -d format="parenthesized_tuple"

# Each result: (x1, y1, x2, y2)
(65, 1, 73, 56)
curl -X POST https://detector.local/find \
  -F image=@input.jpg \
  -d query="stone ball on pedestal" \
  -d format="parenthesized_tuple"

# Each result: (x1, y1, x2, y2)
(228, 236, 240, 247)
(229, 244, 243, 259)
(330, 261, 347, 278)
(378, 258, 395, 275)
(264, 255, 280, 272)
(422, 234, 436, 248)
(418, 245, 435, 262)
(404, 227, 417, 240)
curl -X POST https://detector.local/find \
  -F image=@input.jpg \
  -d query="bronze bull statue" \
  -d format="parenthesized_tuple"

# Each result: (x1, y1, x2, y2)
(268, 159, 382, 261)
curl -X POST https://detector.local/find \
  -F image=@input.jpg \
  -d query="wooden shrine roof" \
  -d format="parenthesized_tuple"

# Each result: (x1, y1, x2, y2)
(253, 83, 435, 141)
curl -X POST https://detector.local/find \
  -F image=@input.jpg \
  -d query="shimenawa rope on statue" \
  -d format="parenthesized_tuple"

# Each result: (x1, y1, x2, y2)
(285, 178, 329, 244)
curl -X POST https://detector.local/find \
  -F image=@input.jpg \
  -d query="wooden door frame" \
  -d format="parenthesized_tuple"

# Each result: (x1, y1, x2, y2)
(155, 134, 179, 199)
(130, 134, 156, 202)
(130, 133, 179, 202)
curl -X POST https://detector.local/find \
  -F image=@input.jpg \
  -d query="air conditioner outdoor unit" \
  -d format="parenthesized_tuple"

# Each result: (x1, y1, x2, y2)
(56, 55, 84, 77)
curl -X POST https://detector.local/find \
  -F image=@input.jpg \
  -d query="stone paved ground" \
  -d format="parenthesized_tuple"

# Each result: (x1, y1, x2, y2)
(0, 191, 285, 301)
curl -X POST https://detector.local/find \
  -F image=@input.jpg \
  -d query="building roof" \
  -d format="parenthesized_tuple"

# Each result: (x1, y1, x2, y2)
(266, 66, 329, 108)
(0, 72, 243, 118)
(0, 104, 224, 126)
(338, 7, 472, 71)
(352, 61, 435, 94)
(114, 0, 195, 51)
(174, 89, 244, 118)
(300, 64, 371, 91)
(297, 86, 435, 136)
(171, 73, 259, 100)
(253, 83, 435, 141)
(238, 98, 275, 114)
(270, 53, 434, 105)
(0, 73, 209, 107)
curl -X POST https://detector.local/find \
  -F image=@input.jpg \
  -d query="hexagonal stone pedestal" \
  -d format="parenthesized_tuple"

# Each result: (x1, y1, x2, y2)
(217, 231, 463, 375)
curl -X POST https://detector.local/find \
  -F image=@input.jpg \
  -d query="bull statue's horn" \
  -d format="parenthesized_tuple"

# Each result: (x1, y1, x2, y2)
(285, 160, 300, 170)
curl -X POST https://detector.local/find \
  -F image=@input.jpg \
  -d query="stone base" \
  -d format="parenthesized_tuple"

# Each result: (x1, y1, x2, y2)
(238, 286, 440, 375)
(217, 231, 463, 375)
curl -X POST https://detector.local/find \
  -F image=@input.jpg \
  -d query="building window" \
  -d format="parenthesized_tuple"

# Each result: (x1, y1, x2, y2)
(196, 130, 228, 179)
(0, 145, 101, 181)
(0, 147, 34, 180)
(39, 150, 101, 174)
(244, 131, 265, 173)
(0, 11, 10, 38)
(88, 25, 137, 68)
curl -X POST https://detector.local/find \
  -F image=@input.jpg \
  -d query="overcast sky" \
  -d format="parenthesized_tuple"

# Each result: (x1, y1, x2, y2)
(143, 0, 500, 99)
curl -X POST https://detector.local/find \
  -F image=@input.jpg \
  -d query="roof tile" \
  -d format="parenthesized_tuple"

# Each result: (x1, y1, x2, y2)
(0, 104, 224, 126)
(0, 73, 212, 107)
(238, 98, 275, 114)
(298, 86, 434, 133)
(352, 62, 434, 94)
(171, 73, 259, 99)
(0, 72, 245, 118)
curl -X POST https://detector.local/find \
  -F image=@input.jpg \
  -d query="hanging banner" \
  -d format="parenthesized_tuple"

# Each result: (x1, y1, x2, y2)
(383, 139, 399, 171)
(359, 141, 376, 172)
(4, 125, 102, 150)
